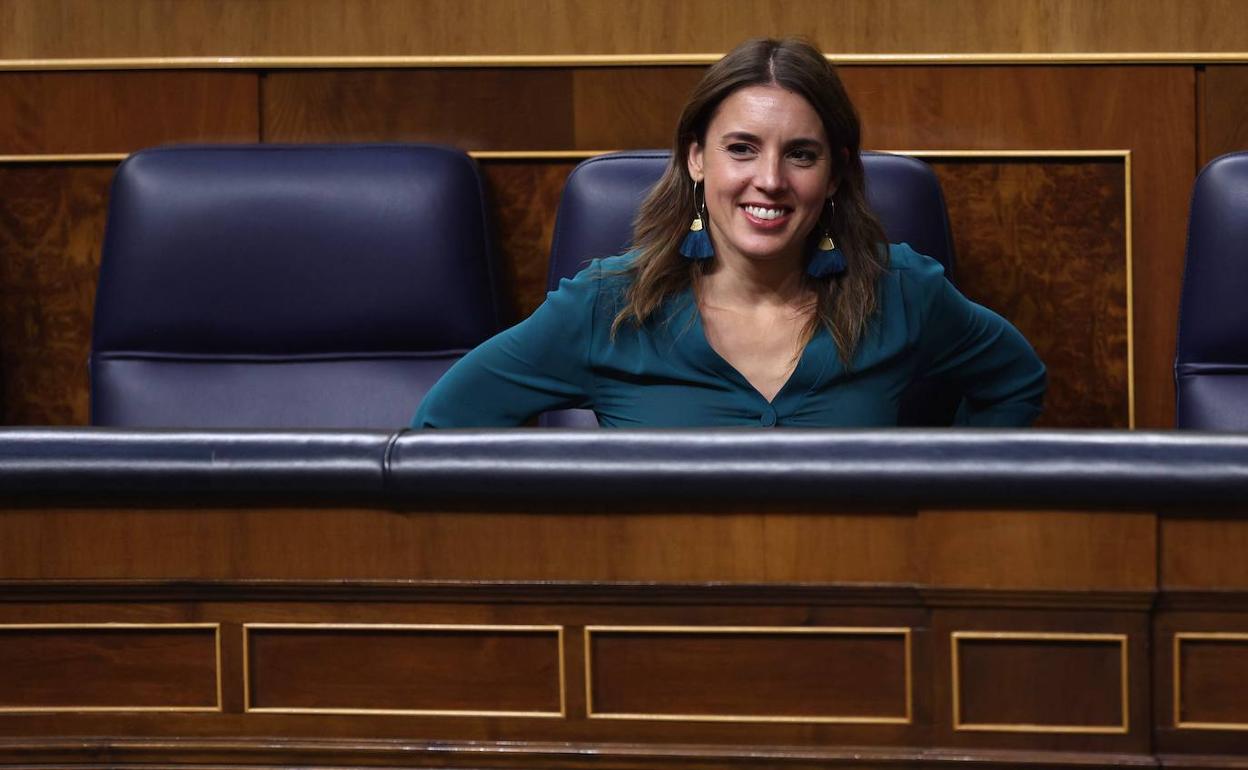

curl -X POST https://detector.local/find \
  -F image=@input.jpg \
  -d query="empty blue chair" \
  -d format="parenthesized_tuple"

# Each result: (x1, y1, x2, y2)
(1176, 152, 1248, 429)
(91, 144, 506, 428)
(541, 150, 959, 427)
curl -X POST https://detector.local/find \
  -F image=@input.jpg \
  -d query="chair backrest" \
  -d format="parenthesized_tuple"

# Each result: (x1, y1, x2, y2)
(91, 144, 506, 428)
(1175, 151, 1248, 429)
(541, 150, 959, 427)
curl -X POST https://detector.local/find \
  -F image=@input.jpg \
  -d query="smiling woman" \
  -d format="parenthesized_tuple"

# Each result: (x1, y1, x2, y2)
(412, 37, 1046, 428)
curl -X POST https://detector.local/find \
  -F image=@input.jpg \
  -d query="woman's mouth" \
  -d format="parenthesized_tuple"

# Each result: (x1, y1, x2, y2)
(742, 204, 791, 228)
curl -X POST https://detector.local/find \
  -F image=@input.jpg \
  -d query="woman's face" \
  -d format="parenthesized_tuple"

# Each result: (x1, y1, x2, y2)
(687, 84, 836, 270)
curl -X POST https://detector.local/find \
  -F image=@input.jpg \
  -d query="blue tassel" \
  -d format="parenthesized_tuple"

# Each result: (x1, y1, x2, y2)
(806, 236, 847, 277)
(679, 218, 715, 260)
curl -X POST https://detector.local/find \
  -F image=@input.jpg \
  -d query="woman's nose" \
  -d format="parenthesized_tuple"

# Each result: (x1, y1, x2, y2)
(753, 153, 787, 193)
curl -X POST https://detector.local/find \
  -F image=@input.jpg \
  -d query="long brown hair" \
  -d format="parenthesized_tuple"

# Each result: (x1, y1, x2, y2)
(615, 37, 888, 364)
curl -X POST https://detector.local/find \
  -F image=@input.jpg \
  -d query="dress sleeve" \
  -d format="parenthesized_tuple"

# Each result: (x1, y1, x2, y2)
(903, 247, 1047, 427)
(410, 261, 602, 428)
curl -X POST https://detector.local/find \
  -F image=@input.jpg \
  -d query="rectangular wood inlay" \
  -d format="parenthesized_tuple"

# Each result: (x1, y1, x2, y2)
(0, 624, 220, 712)
(586, 626, 911, 723)
(245, 624, 564, 717)
(1175, 632, 1248, 730)
(952, 631, 1128, 733)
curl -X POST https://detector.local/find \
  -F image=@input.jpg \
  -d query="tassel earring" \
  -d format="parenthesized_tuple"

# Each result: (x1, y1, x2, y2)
(806, 198, 847, 277)
(679, 180, 714, 259)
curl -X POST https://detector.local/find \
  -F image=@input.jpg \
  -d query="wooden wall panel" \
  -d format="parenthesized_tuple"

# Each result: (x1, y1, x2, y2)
(953, 635, 1126, 730)
(587, 628, 909, 721)
(932, 609, 1150, 753)
(1173, 634, 1248, 728)
(0, 508, 916, 584)
(0, 72, 257, 153)
(246, 626, 562, 715)
(263, 70, 574, 149)
(932, 159, 1128, 428)
(480, 161, 576, 317)
(571, 68, 703, 149)
(3, 1, 1248, 58)
(1155, 613, 1248, 756)
(0, 625, 218, 710)
(1161, 517, 1248, 589)
(0, 164, 111, 424)
(1201, 65, 1248, 165)
(919, 510, 1155, 591)
(841, 65, 1194, 428)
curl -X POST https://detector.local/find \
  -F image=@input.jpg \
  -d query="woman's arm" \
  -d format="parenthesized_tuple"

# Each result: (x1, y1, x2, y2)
(903, 246, 1047, 427)
(411, 261, 603, 428)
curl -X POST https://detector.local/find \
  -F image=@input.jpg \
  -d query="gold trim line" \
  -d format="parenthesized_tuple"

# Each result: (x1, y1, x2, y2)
(0, 623, 222, 714)
(1174, 632, 1248, 731)
(951, 631, 1130, 734)
(0, 153, 128, 163)
(5, 52, 1248, 71)
(242, 623, 565, 718)
(585, 625, 912, 724)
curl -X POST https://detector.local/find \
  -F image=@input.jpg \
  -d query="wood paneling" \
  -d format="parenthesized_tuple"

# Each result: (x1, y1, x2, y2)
(246, 626, 562, 714)
(1161, 517, 1248, 589)
(932, 159, 1129, 428)
(263, 70, 575, 149)
(0, 163, 111, 425)
(0, 625, 217, 710)
(1201, 65, 1248, 165)
(840, 65, 1194, 428)
(3, 1, 1248, 59)
(954, 635, 1125, 730)
(1174, 635, 1248, 727)
(588, 628, 908, 720)
(480, 161, 575, 317)
(571, 68, 703, 149)
(0, 507, 915, 583)
(0, 71, 257, 153)
(920, 510, 1156, 591)
(1155, 613, 1248, 756)
(932, 608, 1150, 753)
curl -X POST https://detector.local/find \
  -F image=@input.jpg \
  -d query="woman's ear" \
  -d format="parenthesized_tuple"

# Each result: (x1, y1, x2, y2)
(686, 141, 705, 182)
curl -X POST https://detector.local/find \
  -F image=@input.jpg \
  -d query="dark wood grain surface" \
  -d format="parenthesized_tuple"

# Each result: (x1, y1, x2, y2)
(0, 72, 257, 153)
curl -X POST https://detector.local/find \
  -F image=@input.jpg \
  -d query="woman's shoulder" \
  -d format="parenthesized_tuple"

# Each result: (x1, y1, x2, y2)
(558, 251, 638, 286)
(885, 242, 945, 277)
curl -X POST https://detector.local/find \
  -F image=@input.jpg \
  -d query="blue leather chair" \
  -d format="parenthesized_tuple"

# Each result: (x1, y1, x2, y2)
(541, 150, 959, 427)
(1176, 151, 1248, 430)
(91, 144, 507, 428)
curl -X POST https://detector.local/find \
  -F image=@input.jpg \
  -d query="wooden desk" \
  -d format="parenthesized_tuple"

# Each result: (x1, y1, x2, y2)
(0, 430, 1244, 768)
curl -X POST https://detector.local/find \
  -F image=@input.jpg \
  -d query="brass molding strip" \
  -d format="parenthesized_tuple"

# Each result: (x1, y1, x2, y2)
(1173, 631, 1248, 731)
(242, 622, 566, 718)
(0, 153, 126, 163)
(4, 52, 1248, 71)
(584, 625, 912, 724)
(471, 150, 616, 160)
(951, 631, 1130, 734)
(0, 623, 222, 713)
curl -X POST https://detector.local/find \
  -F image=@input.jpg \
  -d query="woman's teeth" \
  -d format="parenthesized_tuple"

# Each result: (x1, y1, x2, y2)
(744, 205, 785, 220)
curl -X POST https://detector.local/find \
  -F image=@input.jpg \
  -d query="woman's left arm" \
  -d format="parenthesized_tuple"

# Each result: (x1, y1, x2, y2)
(907, 250, 1047, 427)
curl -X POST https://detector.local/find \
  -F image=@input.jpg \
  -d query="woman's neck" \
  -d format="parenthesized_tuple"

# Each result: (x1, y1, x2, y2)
(698, 251, 812, 311)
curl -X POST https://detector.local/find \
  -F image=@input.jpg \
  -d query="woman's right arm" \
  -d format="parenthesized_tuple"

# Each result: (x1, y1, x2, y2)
(410, 261, 602, 428)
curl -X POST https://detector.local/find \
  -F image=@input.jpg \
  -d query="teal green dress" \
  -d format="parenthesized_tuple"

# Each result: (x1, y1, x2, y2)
(412, 244, 1045, 428)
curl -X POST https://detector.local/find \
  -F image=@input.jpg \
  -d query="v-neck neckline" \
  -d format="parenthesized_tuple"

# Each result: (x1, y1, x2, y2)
(678, 289, 831, 406)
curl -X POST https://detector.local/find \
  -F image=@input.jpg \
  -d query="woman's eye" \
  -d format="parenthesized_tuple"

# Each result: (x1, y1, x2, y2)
(789, 149, 818, 165)
(725, 143, 755, 157)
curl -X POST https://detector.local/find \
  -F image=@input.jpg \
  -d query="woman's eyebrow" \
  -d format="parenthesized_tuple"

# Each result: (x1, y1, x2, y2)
(785, 137, 827, 150)
(718, 130, 762, 143)
(717, 131, 826, 151)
